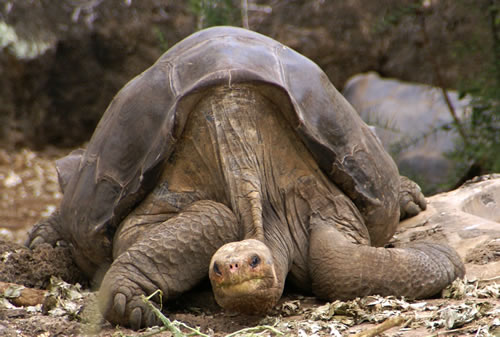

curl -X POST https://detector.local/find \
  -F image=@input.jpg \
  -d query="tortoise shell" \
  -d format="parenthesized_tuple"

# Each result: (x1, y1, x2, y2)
(58, 26, 399, 273)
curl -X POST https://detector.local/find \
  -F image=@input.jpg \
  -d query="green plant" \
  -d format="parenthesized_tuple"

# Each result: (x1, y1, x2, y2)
(124, 290, 284, 337)
(153, 26, 169, 51)
(376, 1, 500, 185)
(189, 0, 239, 29)
(448, 0, 500, 181)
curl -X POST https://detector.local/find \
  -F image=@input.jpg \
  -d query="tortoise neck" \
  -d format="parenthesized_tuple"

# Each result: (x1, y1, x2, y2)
(202, 84, 267, 241)
(262, 205, 294, 291)
(269, 241, 291, 291)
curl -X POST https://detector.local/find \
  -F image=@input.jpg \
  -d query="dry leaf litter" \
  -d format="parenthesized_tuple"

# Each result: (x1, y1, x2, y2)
(1, 148, 499, 336)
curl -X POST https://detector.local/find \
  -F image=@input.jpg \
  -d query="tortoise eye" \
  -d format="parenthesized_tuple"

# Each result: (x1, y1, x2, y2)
(249, 255, 261, 268)
(213, 262, 222, 275)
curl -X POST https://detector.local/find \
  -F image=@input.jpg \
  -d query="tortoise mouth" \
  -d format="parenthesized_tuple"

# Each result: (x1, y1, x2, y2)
(214, 275, 276, 294)
(212, 276, 281, 314)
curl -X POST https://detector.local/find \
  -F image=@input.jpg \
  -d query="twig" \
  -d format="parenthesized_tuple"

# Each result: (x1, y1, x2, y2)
(416, 7, 468, 145)
(401, 316, 414, 329)
(422, 324, 477, 337)
(489, 0, 500, 84)
(476, 275, 500, 284)
(226, 325, 284, 337)
(241, 0, 249, 29)
(141, 291, 210, 337)
(141, 290, 285, 336)
(351, 316, 406, 337)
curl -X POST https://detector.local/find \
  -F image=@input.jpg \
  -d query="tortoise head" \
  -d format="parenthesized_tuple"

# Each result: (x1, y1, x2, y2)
(209, 239, 280, 314)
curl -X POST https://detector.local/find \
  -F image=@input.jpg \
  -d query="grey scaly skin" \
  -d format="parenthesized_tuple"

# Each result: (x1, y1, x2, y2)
(27, 27, 464, 330)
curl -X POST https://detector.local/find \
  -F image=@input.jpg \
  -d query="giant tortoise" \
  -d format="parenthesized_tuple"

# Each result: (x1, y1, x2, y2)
(27, 26, 464, 329)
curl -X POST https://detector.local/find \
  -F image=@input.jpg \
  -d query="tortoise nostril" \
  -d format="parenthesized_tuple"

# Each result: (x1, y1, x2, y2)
(250, 254, 261, 268)
(213, 262, 222, 275)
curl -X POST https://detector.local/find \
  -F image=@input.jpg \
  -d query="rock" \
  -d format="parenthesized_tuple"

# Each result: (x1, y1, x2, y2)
(395, 175, 500, 280)
(343, 72, 471, 194)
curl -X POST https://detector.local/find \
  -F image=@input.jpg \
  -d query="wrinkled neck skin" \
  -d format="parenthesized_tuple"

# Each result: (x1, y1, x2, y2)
(262, 213, 294, 297)
(267, 243, 290, 301)
(253, 207, 296, 310)
(199, 84, 300, 312)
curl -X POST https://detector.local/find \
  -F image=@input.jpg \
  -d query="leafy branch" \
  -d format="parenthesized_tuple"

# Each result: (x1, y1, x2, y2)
(414, 4, 469, 145)
(117, 290, 285, 337)
(376, 0, 500, 181)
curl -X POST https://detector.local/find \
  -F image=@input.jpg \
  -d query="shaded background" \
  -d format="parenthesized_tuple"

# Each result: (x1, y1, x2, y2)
(0, 0, 498, 196)
(0, 0, 493, 146)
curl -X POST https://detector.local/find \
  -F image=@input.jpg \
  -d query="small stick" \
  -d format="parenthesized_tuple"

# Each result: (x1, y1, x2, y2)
(351, 316, 406, 337)
(141, 291, 210, 337)
(0, 281, 46, 307)
(422, 324, 478, 337)
(226, 325, 284, 337)
(241, 0, 249, 29)
(401, 316, 414, 329)
(141, 291, 284, 337)
(477, 276, 500, 283)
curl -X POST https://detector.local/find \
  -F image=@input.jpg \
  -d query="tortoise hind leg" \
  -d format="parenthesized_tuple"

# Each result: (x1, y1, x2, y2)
(98, 200, 241, 329)
(306, 186, 464, 300)
(292, 175, 463, 301)
(25, 210, 66, 248)
(26, 149, 85, 249)
(309, 224, 464, 300)
(399, 175, 427, 220)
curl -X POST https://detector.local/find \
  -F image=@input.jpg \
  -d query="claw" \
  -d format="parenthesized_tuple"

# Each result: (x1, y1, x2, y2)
(146, 310, 159, 327)
(405, 202, 421, 217)
(113, 293, 127, 317)
(416, 192, 427, 211)
(130, 307, 143, 330)
(399, 176, 427, 220)
(26, 211, 64, 248)
(28, 236, 46, 249)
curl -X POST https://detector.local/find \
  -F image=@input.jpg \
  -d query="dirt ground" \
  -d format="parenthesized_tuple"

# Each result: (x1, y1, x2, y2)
(0, 148, 499, 337)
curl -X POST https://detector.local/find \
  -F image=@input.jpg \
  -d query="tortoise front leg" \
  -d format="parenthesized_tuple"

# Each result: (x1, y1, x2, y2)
(98, 200, 241, 329)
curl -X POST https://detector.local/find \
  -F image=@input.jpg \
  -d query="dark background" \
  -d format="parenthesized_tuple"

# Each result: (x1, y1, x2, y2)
(0, 0, 496, 149)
